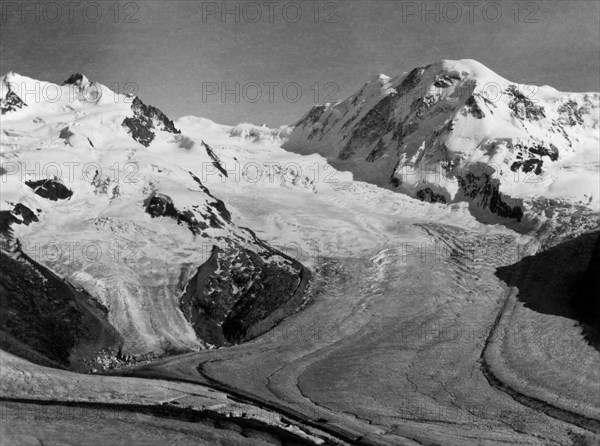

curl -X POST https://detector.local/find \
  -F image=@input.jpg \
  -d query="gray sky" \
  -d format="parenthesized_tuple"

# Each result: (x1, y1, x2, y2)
(1, 1, 599, 126)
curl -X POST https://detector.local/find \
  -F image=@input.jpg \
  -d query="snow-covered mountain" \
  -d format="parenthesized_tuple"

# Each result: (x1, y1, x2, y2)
(1, 62, 598, 371)
(0, 72, 307, 370)
(284, 59, 600, 241)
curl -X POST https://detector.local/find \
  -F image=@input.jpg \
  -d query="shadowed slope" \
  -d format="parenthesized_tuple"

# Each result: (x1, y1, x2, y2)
(496, 231, 600, 350)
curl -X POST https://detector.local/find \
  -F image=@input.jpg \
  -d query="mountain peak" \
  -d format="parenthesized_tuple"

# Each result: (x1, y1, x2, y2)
(62, 73, 90, 87)
(285, 59, 600, 225)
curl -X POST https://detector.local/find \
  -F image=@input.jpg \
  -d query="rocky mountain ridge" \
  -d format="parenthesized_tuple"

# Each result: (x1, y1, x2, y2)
(284, 59, 600, 242)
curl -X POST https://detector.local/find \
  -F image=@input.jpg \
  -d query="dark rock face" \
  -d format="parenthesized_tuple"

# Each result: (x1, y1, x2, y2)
(221, 253, 303, 342)
(365, 140, 388, 162)
(409, 95, 437, 118)
(0, 204, 39, 237)
(340, 95, 394, 160)
(396, 66, 427, 94)
(25, 179, 73, 201)
(511, 158, 543, 175)
(464, 95, 486, 119)
(506, 84, 546, 120)
(457, 169, 523, 221)
(0, 244, 121, 369)
(510, 142, 558, 176)
(209, 199, 231, 224)
(11, 203, 39, 226)
(558, 99, 585, 126)
(0, 250, 83, 366)
(62, 73, 86, 86)
(122, 96, 180, 147)
(1, 90, 27, 115)
(202, 141, 228, 177)
(189, 172, 232, 224)
(433, 73, 462, 88)
(488, 186, 523, 221)
(145, 193, 178, 218)
(144, 193, 209, 235)
(179, 233, 308, 346)
(416, 187, 447, 204)
(295, 104, 327, 129)
(516, 142, 559, 161)
(59, 127, 74, 142)
(337, 67, 444, 163)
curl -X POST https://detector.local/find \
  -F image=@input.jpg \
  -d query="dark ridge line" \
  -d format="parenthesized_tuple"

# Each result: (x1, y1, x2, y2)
(194, 361, 392, 446)
(0, 396, 320, 445)
(113, 367, 354, 446)
(119, 361, 377, 446)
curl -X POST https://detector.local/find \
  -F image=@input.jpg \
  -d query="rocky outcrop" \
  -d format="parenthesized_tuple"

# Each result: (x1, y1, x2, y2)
(464, 95, 486, 119)
(202, 141, 228, 177)
(1, 203, 39, 229)
(62, 73, 87, 86)
(180, 231, 308, 346)
(25, 178, 73, 201)
(0, 90, 27, 114)
(340, 95, 394, 161)
(506, 84, 546, 120)
(144, 193, 209, 235)
(122, 96, 180, 147)
(457, 169, 524, 221)
(416, 187, 447, 204)
(557, 99, 586, 126)
(59, 126, 75, 143)
(509, 142, 558, 176)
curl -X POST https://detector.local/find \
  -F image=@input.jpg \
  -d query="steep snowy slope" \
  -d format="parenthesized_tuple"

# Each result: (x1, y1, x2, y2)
(285, 59, 600, 240)
(0, 73, 306, 369)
